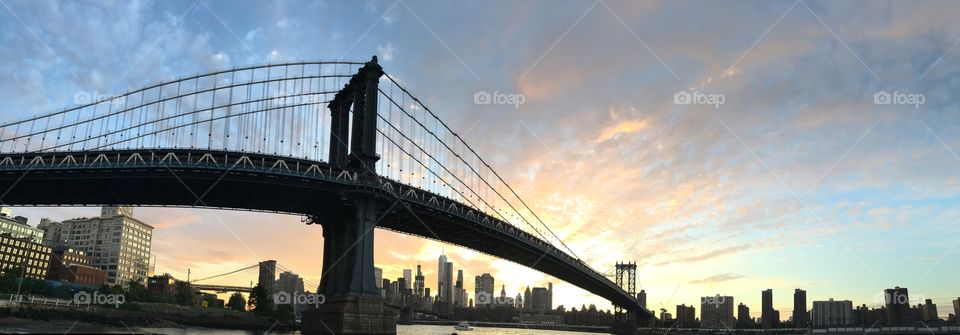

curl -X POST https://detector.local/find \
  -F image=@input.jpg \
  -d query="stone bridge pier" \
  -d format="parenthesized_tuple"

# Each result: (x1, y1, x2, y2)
(300, 57, 396, 335)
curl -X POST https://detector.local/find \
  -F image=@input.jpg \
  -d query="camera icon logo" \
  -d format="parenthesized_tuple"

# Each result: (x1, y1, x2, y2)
(475, 291, 492, 305)
(674, 91, 692, 105)
(474, 91, 492, 105)
(73, 291, 91, 305)
(73, 91, 92, 105)
(874, 91, 891, 105)
(273, 291, 292, 305)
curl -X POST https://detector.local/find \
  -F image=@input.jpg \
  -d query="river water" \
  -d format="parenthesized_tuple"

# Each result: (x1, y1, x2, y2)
(0, 324, 599, 335)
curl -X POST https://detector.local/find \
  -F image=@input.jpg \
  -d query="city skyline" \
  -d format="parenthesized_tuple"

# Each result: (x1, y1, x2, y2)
(1, 0, 960, 323)
(11, 205, 959, 321)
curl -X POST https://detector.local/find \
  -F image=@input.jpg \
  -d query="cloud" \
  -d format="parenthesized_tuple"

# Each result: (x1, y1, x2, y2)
(690, 273, 745, 284)
(377, 43, 396, 61)
(3, 0, 960, 313)
(594, 119, 648, 143)
(656, 245, 752, 267)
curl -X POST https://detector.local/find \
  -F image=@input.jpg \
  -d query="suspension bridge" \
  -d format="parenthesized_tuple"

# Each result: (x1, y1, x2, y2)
(0, 56, 651, 334)
(184, 261, 314, 294)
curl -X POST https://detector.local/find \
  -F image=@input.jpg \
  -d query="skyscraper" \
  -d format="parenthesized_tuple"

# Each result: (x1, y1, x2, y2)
(402, 268, 412, 290)
(762, 289, 774, 329)
(793, 289, 808, 327)
(547, 282, 553, 311)
(444, 262, 453, 304)
(523, 286, 532, 310)
(638, 289, 647, 308)
(437, 254, 448, 301)
(414, 264, 425, 298)
(884, 287, 912, 325)
(455, 269, 465, 307)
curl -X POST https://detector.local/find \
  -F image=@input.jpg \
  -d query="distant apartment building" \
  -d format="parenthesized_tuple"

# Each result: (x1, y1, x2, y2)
(811, 299, 853, 327)
(0, 208, 44, 243)
(38, 206, 153, 286)
(701, 295, 735, 329)
(46, 245, 105, 285)
(638, 289, 647, 308)
(954, 298, 959, 322)
(761, 289, 776, 329)
(276, 271, 307, 318)
(0, 234, 51, 279)
(737, 303, 752, 327)
(676, 304, 696, 327)
(884, 286, 913, 325)
(276, 271, 305, 294)
(660, 311, 673, 322)
(530, 283, 554, 311)
(794, 289, 808, 327)
(923, 299, 939, 321)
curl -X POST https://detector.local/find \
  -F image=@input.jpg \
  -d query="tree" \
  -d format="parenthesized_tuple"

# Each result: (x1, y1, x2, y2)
(174, 282, 194, 306)
(0, 271, 16, 292)
(247, 283, 273, 314)
(126, 281, 150, 302)
(274, 304, 295, 321)
(228, 292, 246, 311)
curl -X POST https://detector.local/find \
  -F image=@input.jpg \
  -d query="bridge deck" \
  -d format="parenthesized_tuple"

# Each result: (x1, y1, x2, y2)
(0, 149, 650, 318)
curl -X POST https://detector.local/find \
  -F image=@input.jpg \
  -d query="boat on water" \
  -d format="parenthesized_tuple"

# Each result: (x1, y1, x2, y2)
(453, 321, 473, 331)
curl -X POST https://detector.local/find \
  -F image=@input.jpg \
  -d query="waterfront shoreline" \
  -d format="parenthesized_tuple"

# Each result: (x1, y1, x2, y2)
(413, 320, 611, 333)
(1, 303, 295, 332)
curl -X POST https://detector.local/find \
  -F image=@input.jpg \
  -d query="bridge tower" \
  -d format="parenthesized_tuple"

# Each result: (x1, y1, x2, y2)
(301, 57, 395, 335)
(612, 262, 638, 335)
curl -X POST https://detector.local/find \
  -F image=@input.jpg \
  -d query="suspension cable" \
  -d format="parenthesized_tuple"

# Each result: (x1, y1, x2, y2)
(382, 74, 581, 261)
(190, 264, 259, 283)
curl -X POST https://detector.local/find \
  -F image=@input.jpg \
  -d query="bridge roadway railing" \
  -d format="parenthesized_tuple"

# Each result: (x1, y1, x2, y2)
(0, 148, 641, 312)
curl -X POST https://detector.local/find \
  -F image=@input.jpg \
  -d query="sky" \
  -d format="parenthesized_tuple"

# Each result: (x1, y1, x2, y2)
(1, 0, 960, 320)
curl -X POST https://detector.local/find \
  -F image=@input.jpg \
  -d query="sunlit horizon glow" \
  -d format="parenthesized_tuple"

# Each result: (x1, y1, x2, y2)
(1, 0, 959, 321)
